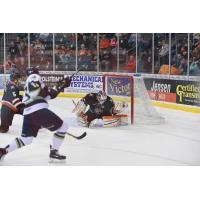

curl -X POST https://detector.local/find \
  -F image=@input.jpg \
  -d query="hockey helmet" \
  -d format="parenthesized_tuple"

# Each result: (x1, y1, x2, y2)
(97, 91, 107, 102)
(26, 66, 39, 76)
(10, 71, 21, 81)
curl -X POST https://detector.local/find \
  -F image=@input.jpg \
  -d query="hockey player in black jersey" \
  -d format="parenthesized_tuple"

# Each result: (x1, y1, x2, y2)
(73, 91, 128, 127)
(0, 71, 24, 133)
(0, 66, 73, 162)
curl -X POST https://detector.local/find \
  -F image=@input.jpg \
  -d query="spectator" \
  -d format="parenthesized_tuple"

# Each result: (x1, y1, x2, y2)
(175, 53, 187, 75)
(122, 55, 136, 72)
(89, 34, 97, 49)
(100, 35, 110, 49)
(79, 44, 87, 56)
(4, 55, 14, 73)
(110, 37, 117, 48)
(138, 54, 152, 73)
(8, 41, 20, 61)
(60, 50, 71, 63)
(7, 63, 20, 74)
(120, 34, 129, 49)
(100, 49, 112, 71)
(89, 50, 97, 71)
(17, 41, 27, 67)
(159, 40, 169, 65)
(189, 57, 200, 75)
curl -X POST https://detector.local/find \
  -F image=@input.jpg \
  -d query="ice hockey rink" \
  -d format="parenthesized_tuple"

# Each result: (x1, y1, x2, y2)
(0, 97, 200, 166)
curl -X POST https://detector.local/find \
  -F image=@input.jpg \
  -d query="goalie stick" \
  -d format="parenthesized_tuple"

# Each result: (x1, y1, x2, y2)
(72, 99, 77, 107)
(66, 131, 87, 140)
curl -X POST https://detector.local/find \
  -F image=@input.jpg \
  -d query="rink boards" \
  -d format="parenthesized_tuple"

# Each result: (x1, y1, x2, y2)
(1, 90, 200, 114)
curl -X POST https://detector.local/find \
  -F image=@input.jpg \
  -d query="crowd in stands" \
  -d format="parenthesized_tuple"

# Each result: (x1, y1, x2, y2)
(189, 33, 200, 75)
(5, 34, 28, 73)
(30, 33, 53, 70)
(154, 34, 169, 73)
(156, 33, 189, 75)
(137, 33, 152, 73)
(0, 33, 200, 76)
(54, 33, 76, 71)
(119, 33, 136, 73)
(0, 34, 4, 73)
(99, 33, 137, 73)
(77, 34, 97, 71)
(99, 33, 117, 72)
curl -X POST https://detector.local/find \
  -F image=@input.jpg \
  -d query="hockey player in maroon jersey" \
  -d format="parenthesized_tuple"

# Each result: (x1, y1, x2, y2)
(0, 71, 24, 133)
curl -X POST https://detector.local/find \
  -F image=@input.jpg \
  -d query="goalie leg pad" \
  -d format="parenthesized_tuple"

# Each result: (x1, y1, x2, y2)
(114, 102, 128, 114)
(72, 100, 87, 115)
(77, 116, 88, 127)
(77, 115, 97, 128)
(103, 114, 128, 128)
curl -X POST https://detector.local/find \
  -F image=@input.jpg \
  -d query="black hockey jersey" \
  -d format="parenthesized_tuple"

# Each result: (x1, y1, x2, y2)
(82, 93, 115, 115)
(2, 81, 23, 109)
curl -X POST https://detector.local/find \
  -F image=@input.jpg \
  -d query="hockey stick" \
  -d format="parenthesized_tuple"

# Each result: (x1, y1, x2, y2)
(61, 68, 82, 85)
(66, 131, 87, 140)
(69, 67, 83, 80)
(72, 99, 77, 106)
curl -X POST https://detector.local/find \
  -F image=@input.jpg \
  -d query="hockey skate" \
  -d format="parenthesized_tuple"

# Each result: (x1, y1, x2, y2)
(49, 145, 66, 163)
(0, 148, 7, 161)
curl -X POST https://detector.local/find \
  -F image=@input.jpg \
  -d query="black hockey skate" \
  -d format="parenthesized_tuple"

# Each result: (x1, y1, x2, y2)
(0, 148, 7, 161)
(49, 145, 66, 163)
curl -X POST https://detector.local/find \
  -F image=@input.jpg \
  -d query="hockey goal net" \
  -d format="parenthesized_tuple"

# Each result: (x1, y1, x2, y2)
(103, 74, 165, 125)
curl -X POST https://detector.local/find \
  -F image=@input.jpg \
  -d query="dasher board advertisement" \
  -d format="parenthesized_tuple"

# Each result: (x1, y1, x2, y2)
(144, 78, 200, 106)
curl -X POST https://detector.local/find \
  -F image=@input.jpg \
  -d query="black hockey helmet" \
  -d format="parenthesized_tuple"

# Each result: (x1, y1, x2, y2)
(10, 71, 21, 81)
(26, 66, 39, 76)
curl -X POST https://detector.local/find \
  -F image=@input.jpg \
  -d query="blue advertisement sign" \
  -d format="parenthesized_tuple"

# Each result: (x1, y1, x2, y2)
(106, 77, 131, 96)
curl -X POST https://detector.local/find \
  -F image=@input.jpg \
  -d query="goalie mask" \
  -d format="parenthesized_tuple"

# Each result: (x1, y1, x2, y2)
(97, 91, 107, 103)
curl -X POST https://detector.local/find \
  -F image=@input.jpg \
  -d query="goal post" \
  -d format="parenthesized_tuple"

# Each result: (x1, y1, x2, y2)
(103, 73, 165, 125)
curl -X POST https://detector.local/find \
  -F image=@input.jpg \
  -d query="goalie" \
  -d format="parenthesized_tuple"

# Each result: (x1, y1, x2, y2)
(72, 91, 128, 127)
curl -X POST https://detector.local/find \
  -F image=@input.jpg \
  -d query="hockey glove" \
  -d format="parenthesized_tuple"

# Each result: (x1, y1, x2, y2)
(56, 76, 72, 92)
(47, 76, 72, 99)
(17, 103, 25, 115)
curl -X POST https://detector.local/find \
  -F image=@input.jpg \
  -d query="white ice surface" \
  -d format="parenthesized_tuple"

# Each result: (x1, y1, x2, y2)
(0, 97, 200, 166)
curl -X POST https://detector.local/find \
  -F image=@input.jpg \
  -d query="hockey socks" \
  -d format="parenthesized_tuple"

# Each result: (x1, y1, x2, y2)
(49, 132, 66, 162)
(52, 132, 65, 150)
(0, 137, 33, 161)
(6, 136, 34, 153)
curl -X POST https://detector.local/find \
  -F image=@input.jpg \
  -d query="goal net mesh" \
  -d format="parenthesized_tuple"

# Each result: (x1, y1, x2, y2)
(103, 74, 165, 125)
